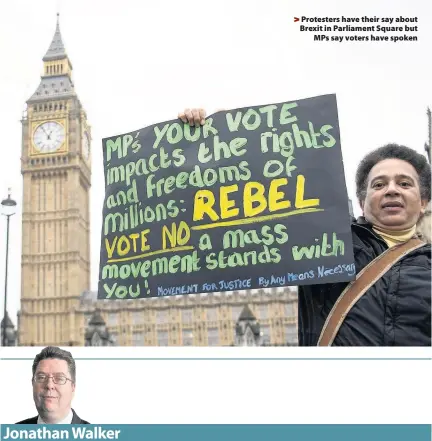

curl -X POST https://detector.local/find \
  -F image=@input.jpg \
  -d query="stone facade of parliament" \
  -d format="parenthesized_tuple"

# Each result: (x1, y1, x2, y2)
(15, 17, 299, 347)
(80, 288, 298, 347)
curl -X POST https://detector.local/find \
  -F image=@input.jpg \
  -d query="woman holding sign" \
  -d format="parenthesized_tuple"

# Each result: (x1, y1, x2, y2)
(179, 108, 431, 347)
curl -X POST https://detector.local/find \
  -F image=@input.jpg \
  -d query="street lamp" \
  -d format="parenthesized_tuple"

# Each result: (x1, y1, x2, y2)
(1, 189, 17, 346)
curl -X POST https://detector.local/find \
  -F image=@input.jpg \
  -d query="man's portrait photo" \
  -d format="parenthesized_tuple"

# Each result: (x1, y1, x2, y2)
(16, 346, 89, 424)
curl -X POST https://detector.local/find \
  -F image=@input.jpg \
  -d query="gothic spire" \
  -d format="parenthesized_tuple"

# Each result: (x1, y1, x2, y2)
(28, 13, 75, 102)
(43, 13, 66, 61)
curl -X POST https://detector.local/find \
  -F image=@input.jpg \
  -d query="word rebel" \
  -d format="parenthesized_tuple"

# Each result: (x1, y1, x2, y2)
(193, 175, 320, 222)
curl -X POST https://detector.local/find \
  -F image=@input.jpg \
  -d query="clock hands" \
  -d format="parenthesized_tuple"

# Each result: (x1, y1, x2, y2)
(38, 125, 52, 141)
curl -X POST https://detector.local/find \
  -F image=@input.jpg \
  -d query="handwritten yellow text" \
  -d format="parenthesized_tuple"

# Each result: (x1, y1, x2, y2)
(192, 175, 320, 222)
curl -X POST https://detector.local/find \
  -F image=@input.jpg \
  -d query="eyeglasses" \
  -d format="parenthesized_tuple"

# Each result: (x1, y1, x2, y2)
(33, 373, 73, 385)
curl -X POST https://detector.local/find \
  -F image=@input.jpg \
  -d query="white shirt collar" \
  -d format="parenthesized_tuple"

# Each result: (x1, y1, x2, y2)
(37, 409, 73, 424)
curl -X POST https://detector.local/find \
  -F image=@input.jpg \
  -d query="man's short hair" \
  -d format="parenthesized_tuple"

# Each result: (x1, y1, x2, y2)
(355, 143, 431, 202)
(32, 346, 76, 383)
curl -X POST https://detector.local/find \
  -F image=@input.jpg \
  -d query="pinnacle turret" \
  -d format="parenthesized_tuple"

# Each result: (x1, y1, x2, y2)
(43, 13, 66, 61)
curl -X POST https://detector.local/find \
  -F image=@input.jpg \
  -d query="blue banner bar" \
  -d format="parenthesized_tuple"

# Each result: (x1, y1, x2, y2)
(1, 424, 430, 441)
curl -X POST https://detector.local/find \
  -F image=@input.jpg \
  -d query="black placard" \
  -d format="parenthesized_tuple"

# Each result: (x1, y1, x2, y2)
(98, 94, 355, 300)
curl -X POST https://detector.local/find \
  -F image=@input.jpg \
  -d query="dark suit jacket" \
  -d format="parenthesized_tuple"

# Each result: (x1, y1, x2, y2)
(16, 409, 89, 424)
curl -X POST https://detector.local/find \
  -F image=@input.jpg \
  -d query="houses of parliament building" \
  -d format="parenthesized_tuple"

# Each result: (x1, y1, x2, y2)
(1, 16, 299, 347)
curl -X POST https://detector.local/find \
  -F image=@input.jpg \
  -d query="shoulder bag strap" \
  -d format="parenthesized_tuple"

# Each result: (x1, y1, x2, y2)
(317, 237, 425, 346)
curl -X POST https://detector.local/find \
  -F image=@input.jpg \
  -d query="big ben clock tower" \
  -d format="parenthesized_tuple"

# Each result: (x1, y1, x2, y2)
(19, 15, 91, 346)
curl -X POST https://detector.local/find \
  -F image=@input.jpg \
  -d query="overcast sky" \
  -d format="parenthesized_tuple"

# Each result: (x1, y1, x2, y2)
(0, 0, 430, 327)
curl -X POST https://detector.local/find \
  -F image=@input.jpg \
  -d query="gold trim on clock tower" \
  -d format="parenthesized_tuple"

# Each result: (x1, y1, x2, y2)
(19, 14, 91, 346)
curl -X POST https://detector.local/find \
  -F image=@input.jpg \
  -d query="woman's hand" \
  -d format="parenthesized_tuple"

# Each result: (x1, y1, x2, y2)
(178, 108, 206, 127)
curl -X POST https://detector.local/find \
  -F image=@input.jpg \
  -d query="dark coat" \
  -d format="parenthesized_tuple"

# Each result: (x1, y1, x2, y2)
(16, 409, 89, 424)
(298, 217, 431, 346)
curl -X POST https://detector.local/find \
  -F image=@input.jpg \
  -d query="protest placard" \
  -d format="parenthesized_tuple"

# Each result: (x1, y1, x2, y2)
(98, 94, 355, 300)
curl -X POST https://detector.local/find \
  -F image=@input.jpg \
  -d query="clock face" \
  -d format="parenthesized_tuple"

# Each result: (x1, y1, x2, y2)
(82, 132, 90, 160)
(33, 121, 65, 153)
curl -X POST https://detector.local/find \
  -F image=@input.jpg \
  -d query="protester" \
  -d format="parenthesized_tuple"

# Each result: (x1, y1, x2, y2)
(179, 108, 431, 346)
(16, 346, 90, 424)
